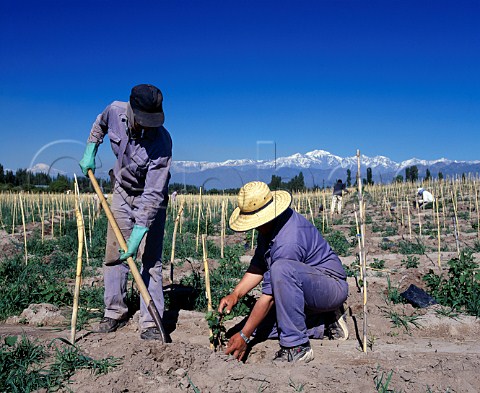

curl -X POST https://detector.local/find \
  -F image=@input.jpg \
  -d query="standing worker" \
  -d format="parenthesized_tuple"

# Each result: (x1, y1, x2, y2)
(219, 182, 348, 363)
(79, 84, 172, 340)
(331, 179, 348, 215)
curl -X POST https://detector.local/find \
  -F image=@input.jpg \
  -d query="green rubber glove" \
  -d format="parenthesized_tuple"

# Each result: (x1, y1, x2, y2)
(119, 225, 149, 261)
(79, 142, 98, 176)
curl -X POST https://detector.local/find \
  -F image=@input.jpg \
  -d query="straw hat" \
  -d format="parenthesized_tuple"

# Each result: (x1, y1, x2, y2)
(229, 181, 292, 232)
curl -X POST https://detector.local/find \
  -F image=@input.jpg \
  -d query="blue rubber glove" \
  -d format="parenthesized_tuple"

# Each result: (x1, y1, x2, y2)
(119, 225, 149, 261)
(79, 142, 98, 176)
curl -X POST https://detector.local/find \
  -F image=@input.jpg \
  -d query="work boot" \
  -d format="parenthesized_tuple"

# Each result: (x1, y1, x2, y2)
(140, 327, 163, 341)
(325, 306, 349, 340)
(273, 342, 314, 363)
(96, 317, 128, 333)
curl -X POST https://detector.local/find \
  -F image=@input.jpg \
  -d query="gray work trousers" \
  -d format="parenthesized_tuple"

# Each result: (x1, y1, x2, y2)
(103, 186, 166, 330)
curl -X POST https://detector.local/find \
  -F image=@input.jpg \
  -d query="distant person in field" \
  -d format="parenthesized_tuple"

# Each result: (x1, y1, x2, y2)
(416, 188, 435, 209)
(171, 190, 178, 203)
(331, 179, 349, 215)
(218, 181, 349, 363)
(108, 168, 115, 187)
(79, 84, 172, 341)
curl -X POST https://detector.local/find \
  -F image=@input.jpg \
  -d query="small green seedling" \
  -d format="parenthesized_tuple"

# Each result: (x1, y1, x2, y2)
(205, 310, 228, 351)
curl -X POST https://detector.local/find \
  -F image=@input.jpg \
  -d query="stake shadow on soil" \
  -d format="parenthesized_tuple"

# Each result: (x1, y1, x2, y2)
(73, 330, 94, 344)
(349, 310, 364, 349)
(424, 253, 437, 268)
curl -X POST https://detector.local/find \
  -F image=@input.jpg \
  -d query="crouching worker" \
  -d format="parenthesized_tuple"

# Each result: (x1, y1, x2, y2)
(218, 182, 348, 363)
(416, 188, 435, 209)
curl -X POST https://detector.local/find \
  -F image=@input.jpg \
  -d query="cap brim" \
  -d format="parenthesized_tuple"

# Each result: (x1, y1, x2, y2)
(132, 109, 165, 127)
(229, 190, 292, 232)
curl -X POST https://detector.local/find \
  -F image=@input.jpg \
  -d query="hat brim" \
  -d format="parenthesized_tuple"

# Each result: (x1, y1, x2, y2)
(132, 108, 165, 128)
(229, 190, 292, 232)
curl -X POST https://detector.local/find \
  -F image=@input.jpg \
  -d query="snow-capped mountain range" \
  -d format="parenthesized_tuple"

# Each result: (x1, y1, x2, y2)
(171, 149, 478, 173)
(170, 149, 480, 188)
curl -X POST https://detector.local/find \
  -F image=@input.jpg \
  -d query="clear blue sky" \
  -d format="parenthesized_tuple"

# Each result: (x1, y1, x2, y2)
(1, 0, 479, 175)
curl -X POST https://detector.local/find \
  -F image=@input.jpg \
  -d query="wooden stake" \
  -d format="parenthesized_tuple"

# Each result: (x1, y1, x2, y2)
(451, 190, 460, 254)
(307, 197, 315, 226)
(436, 195, 442, 269)
(58, 197, 62, 236)
(354, 208, 363, 281)
(400, 200, 404, 228)
(11, 194, 17, 237)
(79, 195, 90, 265)
(19, 194, 28, 265)
(88, 200, 93, 247)
(475, 184, 480, 240)
(406, 196, 412, 240)
(452, 215, 461, 258)
(356, 150, 368, 354)
(418, 202, 422, 237)
(440, 185, 446, 229)
(71, 175, 84, 344)
(196, 187, 203, 253)
(202, 234, 214, 350)
(51, 207, 55, 239)
(321, 191, 326, 232)
(41, 194, 45, 243)
(220, 199, 225, 258)
(169, 203, 184, 284)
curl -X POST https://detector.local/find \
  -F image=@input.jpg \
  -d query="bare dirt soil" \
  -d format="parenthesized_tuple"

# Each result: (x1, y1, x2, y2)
(1, 203, 480, 392)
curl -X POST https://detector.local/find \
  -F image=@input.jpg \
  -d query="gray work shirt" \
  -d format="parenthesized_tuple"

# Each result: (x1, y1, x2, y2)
(250, 208, 347, 296)
(87, 101, 172, 228)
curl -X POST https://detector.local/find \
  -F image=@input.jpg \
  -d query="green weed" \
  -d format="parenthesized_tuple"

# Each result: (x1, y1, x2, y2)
(401, 255, 420, 269)
(288, 377, 305, 392)
(397, 239, 426, 255)
(325, 230, 351, 257)
(0, 253, 73, 320)
(0, 335, 121, 392)
(423, 251, 480, 316)
(342, 262, 358, 278)
(369, 258, 385, 270)
(382, 226, 398, 237)
(465, 240, 480, 253)
(385, 276, 405, 305)
(333, 218, 344, 225)
(384, 309, 421, 332)
(380, 240, 395, 251)
(434, 306, 459, 319)
(349, 225, 358, 237)
(373, 365, 401, 393)
(367, 334, 377, 351)
(456, 211, 470, 220)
